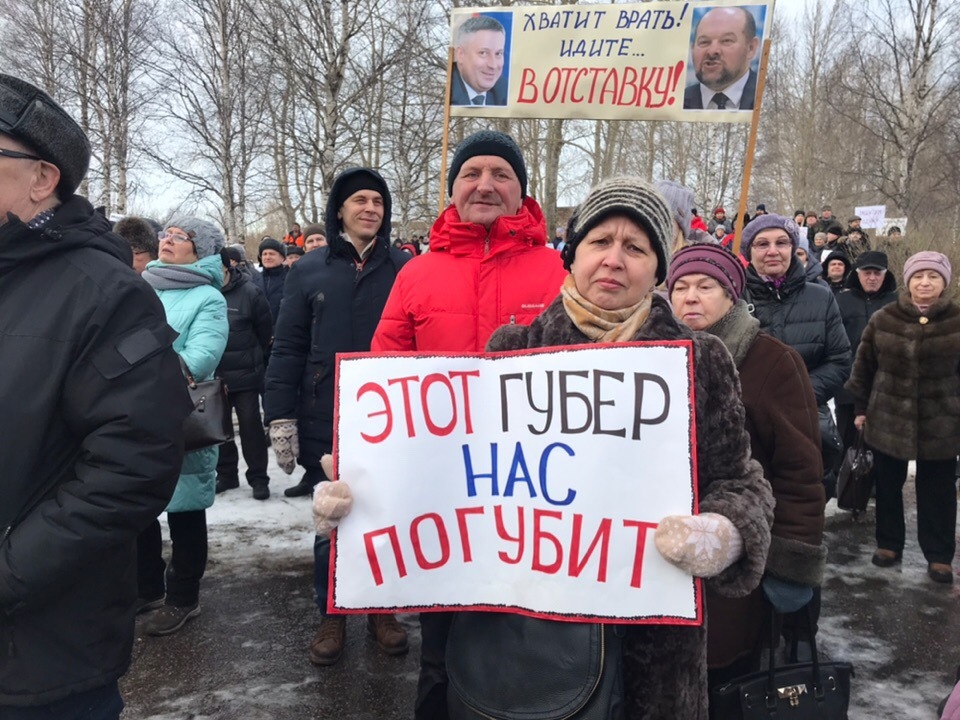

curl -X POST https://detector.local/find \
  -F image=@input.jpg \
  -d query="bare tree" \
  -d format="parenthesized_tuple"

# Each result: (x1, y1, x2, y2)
(831, 0, 960, 224)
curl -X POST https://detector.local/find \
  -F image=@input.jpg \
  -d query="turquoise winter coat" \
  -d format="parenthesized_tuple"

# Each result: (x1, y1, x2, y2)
(147, 254, 229, 512)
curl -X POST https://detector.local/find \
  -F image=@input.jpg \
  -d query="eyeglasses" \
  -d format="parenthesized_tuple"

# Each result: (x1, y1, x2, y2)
(0, 147, 42, 161)
(751, 240, 792, 252)
(157, 231, 194, 244)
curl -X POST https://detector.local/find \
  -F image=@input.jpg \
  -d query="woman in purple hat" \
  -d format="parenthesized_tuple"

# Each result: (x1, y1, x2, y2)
(668, 243, 826, 684)
(846, 251, 960, 584)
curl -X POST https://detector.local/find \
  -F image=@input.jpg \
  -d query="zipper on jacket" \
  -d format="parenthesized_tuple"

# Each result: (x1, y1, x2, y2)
(510, 315, 516, 325)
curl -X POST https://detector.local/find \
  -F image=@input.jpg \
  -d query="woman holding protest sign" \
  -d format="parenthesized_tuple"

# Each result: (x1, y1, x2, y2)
(668, 243, 826, 685)
(313, 178, 773, 719)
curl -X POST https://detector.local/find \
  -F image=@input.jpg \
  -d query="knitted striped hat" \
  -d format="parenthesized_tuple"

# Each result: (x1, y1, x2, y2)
(562, 176, 673, 284)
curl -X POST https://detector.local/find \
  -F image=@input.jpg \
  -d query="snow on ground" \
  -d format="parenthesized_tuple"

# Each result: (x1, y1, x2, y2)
(130, 458, 959, 719)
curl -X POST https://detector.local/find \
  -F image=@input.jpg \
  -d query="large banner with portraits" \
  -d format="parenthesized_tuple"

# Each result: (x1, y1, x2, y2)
(329, 344, 703, 625)
(448, 0, 774, 122)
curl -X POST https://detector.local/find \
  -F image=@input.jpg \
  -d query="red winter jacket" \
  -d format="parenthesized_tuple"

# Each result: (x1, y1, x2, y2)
(372, 198, 567, 352)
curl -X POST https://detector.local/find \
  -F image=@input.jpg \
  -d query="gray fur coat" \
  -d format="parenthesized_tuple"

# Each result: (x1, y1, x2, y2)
(482, 294, 774, 719)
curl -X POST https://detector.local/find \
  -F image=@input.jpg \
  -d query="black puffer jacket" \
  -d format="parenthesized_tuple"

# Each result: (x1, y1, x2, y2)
(0, 197, 190, 705)
(834, 269, 897, 405)
(263, 169, 410, 464)
(252, 264, 288, 327)
(743, 258, 851, 405)
(217, 266, 273, 393)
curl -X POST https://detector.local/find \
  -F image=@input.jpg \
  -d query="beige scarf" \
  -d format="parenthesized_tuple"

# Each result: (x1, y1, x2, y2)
(560, 274, 652, 343)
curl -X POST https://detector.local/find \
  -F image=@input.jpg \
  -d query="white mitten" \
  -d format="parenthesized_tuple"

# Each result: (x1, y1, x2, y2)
(313, 455, 353, 537)
(269, 419, 299, 474)
(654, 513, 744, 578)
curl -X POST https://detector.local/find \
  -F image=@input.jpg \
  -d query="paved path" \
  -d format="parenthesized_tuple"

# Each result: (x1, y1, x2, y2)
(121, 471, 960, 719)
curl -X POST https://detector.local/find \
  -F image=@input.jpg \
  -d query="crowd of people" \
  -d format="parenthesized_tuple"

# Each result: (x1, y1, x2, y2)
(3, 71, 959, 720)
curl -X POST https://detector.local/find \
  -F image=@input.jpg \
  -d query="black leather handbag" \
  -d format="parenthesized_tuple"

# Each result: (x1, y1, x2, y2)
(446, 613, 624, 720)
(180, 359, 233, 452)
(710, 607, 854, 719)
(837, 428, 874, 513)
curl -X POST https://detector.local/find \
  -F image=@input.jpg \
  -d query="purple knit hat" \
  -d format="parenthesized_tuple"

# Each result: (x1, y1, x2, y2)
(740, 214, 801, 257)
(668, 242, 747, 302)
(903, 251, 952, 287)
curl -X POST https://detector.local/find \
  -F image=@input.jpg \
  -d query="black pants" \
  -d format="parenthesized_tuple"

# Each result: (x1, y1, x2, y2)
(835, 402, 857, 454)
(415, 612, 453, 720)
(216, 390, 269, 487)
(874, 450, 957, 563)
(137, 510, 208, 606)
(0, 681, 123, 720)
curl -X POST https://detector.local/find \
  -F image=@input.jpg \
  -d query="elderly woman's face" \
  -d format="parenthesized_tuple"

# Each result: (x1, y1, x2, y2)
(158, 226, 199, 265)
(670, 273, 734, 331)
(749, 228, 793, 279)
(571, 215, 658, 310)
(908, 270, 946, 305)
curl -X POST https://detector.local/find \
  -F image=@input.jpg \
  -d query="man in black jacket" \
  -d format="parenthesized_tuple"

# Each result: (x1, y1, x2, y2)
(0, 75, 190, 717)
(263, 167, 411, 666)
(835, 251, 898, 450)
(252, 236, 288, 327)
(216, 252, 274, 499)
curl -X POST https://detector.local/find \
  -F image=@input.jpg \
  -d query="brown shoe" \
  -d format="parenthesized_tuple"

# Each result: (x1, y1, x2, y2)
(871, 549, 901, 567)
(928, 563, 954, 584)
(367, 613, 409, 656)
(309, 616, 346, 666)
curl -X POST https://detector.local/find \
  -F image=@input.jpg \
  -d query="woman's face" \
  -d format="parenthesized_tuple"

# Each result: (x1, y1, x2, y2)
(749, 228, 793, 279)
(158, 227, 198, 265)
(794, 213, 805, 226)
(908, 270, 946, 305)
(670, 273, 735, 331)
(571, 215, 659, 311)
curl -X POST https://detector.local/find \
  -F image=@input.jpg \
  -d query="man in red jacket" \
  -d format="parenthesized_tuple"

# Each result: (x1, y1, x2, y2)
(371, 130, 568, 719)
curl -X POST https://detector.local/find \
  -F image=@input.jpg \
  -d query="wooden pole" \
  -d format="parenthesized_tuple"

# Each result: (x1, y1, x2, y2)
(439, 48, 455, 217)
(732, 38, 772, 258)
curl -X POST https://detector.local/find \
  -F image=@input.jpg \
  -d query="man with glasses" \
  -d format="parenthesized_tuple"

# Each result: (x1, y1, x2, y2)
(0, 74, 190, 719)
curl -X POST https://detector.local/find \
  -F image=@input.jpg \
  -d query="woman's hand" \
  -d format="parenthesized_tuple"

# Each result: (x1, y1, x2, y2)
(854, 415, 867, 430)
(654, 513, 744, 578)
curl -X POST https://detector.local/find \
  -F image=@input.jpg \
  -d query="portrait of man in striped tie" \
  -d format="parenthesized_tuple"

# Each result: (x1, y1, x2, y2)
(450, 14, 510, 107)
(683, 6, 763, 111)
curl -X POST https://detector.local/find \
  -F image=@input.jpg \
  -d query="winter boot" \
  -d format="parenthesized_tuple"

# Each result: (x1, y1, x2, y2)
(310, 616, 346, 666)
(367, 613, 409, 656)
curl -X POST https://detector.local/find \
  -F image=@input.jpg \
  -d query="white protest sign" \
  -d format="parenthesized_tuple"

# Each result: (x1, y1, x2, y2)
(881, 217, 907, 236)
(854, 205, 886, 229)
(330, 343, 701, 625)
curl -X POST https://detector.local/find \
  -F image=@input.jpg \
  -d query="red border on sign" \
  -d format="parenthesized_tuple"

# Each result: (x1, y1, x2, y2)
(329, 341, 702, 626)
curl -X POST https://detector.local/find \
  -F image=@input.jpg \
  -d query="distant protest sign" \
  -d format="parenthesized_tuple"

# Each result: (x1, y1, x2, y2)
(855, 205, 886, 229)
(330, 344, 702, 625)
(881, 217, 907, 236)
(448, 1, 773, 122)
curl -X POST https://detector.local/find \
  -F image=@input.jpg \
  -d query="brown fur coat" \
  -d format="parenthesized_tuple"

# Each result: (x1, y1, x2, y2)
(845, 293, 960, 461)
(484, 294, 774, 719)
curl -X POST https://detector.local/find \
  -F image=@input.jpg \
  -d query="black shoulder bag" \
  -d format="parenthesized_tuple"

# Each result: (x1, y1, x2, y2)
(180, 358, 233, 452)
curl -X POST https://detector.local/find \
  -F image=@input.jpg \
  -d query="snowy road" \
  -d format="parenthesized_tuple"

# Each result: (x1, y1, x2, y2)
(121, 465, 960, 719)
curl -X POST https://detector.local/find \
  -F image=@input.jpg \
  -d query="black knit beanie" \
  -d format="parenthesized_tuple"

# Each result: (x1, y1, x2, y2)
(447, 130, 527, 198)
(561, 176, 673, 284)
(258, 236, 286, 263)
(334, 171, 387, 210)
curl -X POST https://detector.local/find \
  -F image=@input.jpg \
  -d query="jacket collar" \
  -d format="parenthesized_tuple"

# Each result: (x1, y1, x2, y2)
(429, 196, 548, 258)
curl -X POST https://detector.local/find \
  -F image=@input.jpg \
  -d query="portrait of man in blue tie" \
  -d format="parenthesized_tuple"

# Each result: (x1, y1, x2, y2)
(450, 14, 511, 107)
(683, 6, 765, 111)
